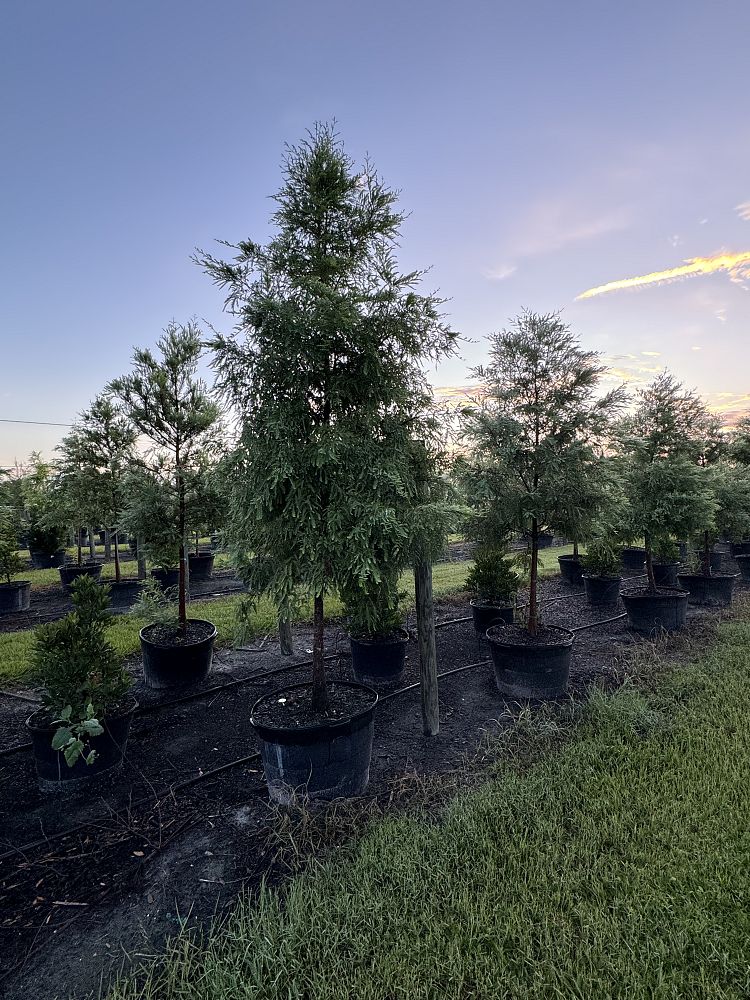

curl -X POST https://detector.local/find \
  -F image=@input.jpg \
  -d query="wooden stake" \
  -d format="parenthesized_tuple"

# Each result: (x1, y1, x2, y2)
(278, 617, 294, 656)
(414, 558, 439, 736)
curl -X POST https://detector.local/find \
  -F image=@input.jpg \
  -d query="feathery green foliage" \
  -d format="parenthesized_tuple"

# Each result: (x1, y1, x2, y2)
(199, 123, 457, 709)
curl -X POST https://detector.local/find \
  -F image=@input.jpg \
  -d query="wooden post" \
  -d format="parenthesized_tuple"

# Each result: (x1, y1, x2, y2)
(414, 557, 439, 736)
(104, 529, 112, 562)
(278, 617, 294, 656)
(136, 535, 147, 581)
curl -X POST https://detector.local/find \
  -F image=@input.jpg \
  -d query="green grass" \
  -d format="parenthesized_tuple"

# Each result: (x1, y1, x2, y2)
(107, 612, 750, 999)
(0, 547, 575, 686)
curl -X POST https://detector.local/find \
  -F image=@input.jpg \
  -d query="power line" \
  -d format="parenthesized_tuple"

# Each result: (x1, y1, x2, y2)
(0, 418, 72, 427)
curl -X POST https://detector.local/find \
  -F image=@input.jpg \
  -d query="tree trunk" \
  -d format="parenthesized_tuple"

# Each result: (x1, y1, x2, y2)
(573, 539, 579, 558)
(703, 529, 711, 577)
(644, 531, 657, 591)
(528, 519, 539, 634)
(195, 531, 200, 556)
(104, 529, 112, 562)
(414, 558, 439, 736)
(311, 592, 328, 713)
(113, 527, 121, 584)
(137, 535, 147, 581)
(77, 527, 82, 566)
(278, 616, 294, 656)
(88, 527, 96, 561)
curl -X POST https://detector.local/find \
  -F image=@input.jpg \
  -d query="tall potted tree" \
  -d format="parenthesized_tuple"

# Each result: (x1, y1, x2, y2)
(21, 454, 67, 568)
(63, 395, 141, 606)
(55, 426, 106, 591)
(0, 504, 30, 614)
(462, 310, 625, 699)
(110, 323, 221, 688)
(617, 372, 716, 633)
(199, 124, 456, 802)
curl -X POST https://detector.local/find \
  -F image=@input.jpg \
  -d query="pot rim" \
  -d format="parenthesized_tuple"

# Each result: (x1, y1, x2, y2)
(485, 623, 575, 649)
(250, 680, 378, 737)
(0, 580, 31, 589)
(348, 626, 409, 647)
(469, 598, 514, 610)
(26, 696, 139, 734)
(621, 587, 689, 600)
(677, 572, 738, 580)
(139, 618, 218, 647)
(581, 573, 622, 582)
(557, 553, 582, 561)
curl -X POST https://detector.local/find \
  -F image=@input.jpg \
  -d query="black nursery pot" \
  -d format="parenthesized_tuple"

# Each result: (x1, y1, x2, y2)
(139, 619, 217, 689)
(621, 587, 689, 633)
(677, 573, 735, 608)
(251, 681, 378, 805)
(652, 562, 681, 588)
(485, 624, 574, 700)
(735, 555, 750, 581)
(349, 629, 408, 688)
(59, 562, 103, 590)
(537, 532, 554, 549)
(730, 540, 750, 558)
(558, 554, 583, 586)
(0, 581, 31, 614)
(582, 574, 622, 607)
(107, 579, 144, 609)
(26, 701, 136, 793)
(151, 567, 180, 589)
(188, 552, 215, 583)
(470, 599, 515, 635)
(620, 547, 646, 571)
(30, 548, 66, 569)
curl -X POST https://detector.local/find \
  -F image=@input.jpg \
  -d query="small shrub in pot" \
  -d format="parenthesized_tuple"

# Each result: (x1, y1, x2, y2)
(465, 547, 518, 634)
(581, 538, 622, 607)
(0, 508, 30, 613)
(344, 583, 409, 689)
(27, 576, 134, 790)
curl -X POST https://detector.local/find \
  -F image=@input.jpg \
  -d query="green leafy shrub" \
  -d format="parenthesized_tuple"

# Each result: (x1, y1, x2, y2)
(582, 538, 621, 577)
(32, 575, 131, 766)
(652, 537, 680, 563)
(130, 576, 180, 628)
(465, 548, 519, 603)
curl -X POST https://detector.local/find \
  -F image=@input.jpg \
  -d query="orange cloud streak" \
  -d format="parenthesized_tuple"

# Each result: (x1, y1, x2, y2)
(577, 250, 750, 299)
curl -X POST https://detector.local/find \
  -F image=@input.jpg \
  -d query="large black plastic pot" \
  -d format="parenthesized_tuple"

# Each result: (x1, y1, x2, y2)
(537, 532, 554, 549)
(349, 629, 408, 688)
(652, 562, 681, 588)
(188, 552, 215, 582)
(30, 548, 66, 569)
(107, 579, 144, 609)
(251, 681, 378, 805)
(620, 547, 646, 571)
(582, 574, 622, 607)
(558, 554, 583, 586)
(470, 599, 514, 635)
(151, 567, 179, 589)
(730, 541, 750, 558)
(0, 581, 31, 614)
(59, 562, 103, 590)
(621, 588, 689, 633)
(485, 624, 574, 700)
(139, 619, 217, 689)
(677, 573, 735, 607)
(26, 701, 136, 793)
(735, 555, 750, 581)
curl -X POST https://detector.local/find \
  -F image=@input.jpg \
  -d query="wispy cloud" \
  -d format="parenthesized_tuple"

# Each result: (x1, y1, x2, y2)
(577, 250, 750, 300)
(481, 264, 517, 282)
(736, 202, 750, 222)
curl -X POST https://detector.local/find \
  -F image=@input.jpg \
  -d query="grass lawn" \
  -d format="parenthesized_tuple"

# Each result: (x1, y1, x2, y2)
(108, 611, 750, 999)
(0, 547, 574, 686)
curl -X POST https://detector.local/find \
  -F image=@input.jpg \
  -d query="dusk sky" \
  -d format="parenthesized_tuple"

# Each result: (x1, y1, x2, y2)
(2, 0, 749, 466)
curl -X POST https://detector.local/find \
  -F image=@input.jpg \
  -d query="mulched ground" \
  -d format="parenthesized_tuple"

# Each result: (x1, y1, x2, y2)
(0, 552, 745, 1000)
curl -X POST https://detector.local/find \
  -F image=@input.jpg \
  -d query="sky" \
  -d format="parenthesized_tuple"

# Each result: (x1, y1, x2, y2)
(2, 0, 749, 466)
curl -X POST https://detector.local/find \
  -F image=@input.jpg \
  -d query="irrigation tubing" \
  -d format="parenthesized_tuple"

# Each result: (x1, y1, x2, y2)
(0, 605, 652, 863)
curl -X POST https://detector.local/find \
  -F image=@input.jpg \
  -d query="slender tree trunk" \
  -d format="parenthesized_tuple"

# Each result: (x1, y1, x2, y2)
(703, 529, 711, 577)
(528, 519, 539, 634)
(645, 531, 657, 591)
(77, 527, 82, 566)
(137, 535, 147, 581)
(104, 529, 112, 562)
(573, 539, 579, 558)
(195, 531, 200, 556)
(311, 592, 328, 713)
(113, 525, 121, 583)
(278, 616, 294, 656)
(88, 527, 95, 561)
